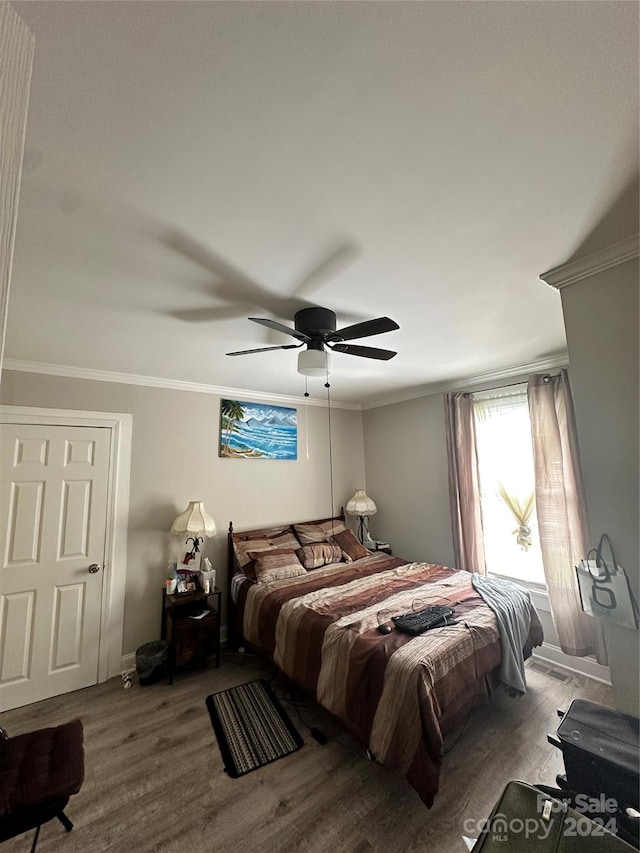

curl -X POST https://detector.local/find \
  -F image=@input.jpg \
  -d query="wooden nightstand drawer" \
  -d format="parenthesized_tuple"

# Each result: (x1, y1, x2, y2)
(161, 588, 222, 683)
(173, 611, 218, 667)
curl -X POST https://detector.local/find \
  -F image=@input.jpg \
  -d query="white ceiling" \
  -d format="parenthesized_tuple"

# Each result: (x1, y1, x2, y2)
(6, 1, 639, 406)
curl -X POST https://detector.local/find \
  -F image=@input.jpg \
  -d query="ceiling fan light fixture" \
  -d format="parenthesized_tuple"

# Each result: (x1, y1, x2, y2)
(298, 348, 331, 377)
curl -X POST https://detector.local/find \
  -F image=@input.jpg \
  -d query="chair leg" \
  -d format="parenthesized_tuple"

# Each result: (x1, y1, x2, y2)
(30, 824, 41, 853)
(56, 811, 74, 833)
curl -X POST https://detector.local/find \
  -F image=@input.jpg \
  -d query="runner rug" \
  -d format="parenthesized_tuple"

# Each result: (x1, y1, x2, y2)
(206, 678, 303, 777)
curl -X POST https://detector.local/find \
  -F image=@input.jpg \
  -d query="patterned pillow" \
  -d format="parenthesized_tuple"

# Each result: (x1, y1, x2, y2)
(293, 520, 347, 544)
(318, 519, 347, 538)
(292, 523, 329, 544)
(234, 530, 300, 568)
(248, 549, 307, 584)
(296, 542, 344, 570)
(332, 528, 370, 562)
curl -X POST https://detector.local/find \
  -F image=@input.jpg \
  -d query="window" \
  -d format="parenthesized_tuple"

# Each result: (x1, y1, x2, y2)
(473, 385, 546, 586)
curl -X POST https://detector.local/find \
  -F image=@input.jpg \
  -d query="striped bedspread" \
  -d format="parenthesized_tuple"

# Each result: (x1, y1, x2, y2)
(238, 552, 543, 806)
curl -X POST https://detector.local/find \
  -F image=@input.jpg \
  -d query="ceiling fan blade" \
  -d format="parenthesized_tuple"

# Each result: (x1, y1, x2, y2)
(226, 343, 303, 356)
(163, 231, 317, 322)
(249, 317, 311, 342)
(329, 343, 397, 361)
(293, 243, 360, 299)
(332, 317, 399, 342)
(169, 306, 249, 323)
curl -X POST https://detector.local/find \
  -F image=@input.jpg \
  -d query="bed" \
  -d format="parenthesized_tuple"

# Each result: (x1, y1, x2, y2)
(226, 513, 543, 807)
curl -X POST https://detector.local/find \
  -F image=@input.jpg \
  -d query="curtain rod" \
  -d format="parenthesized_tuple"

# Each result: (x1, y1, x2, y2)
(462, 372, 560, 398)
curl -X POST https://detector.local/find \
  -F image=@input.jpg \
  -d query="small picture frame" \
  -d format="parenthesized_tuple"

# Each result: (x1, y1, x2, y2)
(184, 581, 196, 592)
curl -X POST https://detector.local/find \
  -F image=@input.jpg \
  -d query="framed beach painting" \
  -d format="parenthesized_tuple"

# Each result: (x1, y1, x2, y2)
(220, 399, 297, 459)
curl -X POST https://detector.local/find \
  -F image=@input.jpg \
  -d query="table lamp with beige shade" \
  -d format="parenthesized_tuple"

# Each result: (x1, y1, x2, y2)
(171, 501, 217, 566)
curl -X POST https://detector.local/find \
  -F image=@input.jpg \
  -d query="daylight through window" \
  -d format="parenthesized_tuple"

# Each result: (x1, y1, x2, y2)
(473, 386, 546, 585)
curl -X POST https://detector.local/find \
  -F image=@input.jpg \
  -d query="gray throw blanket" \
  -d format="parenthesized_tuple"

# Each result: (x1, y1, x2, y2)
(471, 573, 533, 697)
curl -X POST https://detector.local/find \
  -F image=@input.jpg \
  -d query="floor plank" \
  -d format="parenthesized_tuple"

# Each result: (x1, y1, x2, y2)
(0, 655, 612, 853)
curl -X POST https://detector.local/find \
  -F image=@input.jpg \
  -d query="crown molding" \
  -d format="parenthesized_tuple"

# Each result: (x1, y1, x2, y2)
(3, 352, 572, 413)
(540, 234, 639, 290)
(1, 359, 361, 411)
(360, 353, 569, 410)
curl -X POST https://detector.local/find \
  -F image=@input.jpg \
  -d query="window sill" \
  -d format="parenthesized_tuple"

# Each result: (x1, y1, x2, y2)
(487, 571, 550, 612)
(488, 570, 546, 591)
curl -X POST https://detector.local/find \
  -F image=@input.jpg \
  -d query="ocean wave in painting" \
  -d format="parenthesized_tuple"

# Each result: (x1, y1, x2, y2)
(220, 400, 297, 459)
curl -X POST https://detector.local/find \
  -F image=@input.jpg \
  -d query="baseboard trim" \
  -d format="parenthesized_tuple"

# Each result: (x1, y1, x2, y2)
(120, 652, 136, 674)
(533, 643, 611, 685)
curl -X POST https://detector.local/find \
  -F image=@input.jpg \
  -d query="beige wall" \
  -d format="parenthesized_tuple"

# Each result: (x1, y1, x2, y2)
(362, 394, 455, 567)
(558, 256, 639, 715)
(0, 370, 366, 659)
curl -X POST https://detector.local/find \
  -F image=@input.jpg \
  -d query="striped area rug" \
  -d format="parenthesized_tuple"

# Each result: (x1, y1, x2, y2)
(206, 679, 303, 778)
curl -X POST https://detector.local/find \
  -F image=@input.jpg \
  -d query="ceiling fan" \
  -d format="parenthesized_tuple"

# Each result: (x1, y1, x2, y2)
(226, 306, 399, 376)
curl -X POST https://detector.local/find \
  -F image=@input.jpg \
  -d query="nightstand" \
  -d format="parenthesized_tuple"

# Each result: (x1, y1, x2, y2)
(161, 587, 221, 684)
(374, 542, 392, 555)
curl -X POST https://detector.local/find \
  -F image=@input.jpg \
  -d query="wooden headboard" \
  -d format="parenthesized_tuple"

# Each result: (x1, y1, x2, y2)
(225, 510, 345, 646)
(226, 510, 346, 578)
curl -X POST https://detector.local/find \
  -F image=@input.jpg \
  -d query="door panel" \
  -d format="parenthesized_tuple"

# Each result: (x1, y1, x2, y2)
(0, 424, 111, 709)
(0, 591, 35, 681)
(59, 479, 92, 558)
(51, 583, 84, 669)
(6, 480, 44, 564)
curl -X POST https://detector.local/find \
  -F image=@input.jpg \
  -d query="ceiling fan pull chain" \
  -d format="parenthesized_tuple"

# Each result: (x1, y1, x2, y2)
(326, 369, 334, 518)
(304, 400, 310, 461)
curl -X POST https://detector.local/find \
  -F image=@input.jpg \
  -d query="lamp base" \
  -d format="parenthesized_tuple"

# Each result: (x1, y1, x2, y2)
(357, 516, 374, 546)
(183, 535, 203, 564)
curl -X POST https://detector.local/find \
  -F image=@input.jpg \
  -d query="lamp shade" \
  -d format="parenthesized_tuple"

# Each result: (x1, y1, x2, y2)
(171, 501, 217, 538)
(345, 490, 377, 517)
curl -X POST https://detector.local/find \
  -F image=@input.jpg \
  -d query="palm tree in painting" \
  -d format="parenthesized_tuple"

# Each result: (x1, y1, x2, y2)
(221, 399, 245, 454)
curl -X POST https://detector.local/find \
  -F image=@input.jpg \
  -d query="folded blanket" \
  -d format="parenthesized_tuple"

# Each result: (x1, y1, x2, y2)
(471, 573, 534, 697)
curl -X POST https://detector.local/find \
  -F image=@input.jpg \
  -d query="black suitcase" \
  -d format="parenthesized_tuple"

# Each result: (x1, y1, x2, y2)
(548, 700, 639, 811)
(471, 781, 636, 851)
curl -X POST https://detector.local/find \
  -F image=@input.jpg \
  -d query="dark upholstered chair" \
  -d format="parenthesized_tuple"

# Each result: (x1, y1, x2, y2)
(0, 719, 84, 852)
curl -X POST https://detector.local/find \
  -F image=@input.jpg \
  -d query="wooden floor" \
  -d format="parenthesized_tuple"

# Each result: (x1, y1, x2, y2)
(1, 655, 611, 853)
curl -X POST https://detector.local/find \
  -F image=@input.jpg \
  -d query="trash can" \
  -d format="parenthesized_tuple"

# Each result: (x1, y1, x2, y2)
(135, 640, 168, 685)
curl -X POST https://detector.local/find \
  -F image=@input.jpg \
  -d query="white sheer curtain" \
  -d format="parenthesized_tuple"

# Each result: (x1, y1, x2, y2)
(528, 370, 607, 663)
(444, 392, 486, 574)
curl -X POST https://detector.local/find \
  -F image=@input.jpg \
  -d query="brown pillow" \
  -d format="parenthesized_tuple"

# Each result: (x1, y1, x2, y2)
(249, 549, 307, 584)
(234, 530, 300, 567)
(296, 542, 343, 570)
(332, 528, 370, 562)
(292, 523, 331, 544)
(317, 519, 347, 538)
(293, 520, 347, 544)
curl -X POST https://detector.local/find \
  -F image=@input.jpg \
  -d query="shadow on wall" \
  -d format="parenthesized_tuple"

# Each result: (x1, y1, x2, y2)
(128, 500, 179, 533)
(127, 500, 186, 567)
(568, 169, 639, 262)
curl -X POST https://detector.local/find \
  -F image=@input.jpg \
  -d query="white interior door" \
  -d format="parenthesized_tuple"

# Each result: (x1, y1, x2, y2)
(0, 423, 111, 709)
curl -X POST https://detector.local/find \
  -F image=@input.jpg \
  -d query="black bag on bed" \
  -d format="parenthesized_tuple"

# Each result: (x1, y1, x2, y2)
(392, 605, 455, 635)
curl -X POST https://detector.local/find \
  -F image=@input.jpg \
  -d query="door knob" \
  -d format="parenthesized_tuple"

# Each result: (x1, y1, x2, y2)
(88, 563, 101, 574)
